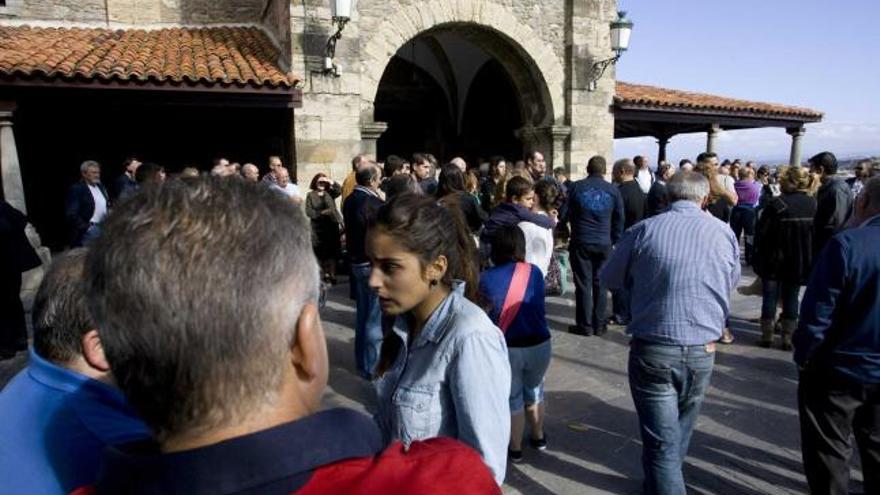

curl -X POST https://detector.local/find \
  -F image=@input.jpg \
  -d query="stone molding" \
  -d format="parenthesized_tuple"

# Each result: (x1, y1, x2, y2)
(358, 0, 566, 122)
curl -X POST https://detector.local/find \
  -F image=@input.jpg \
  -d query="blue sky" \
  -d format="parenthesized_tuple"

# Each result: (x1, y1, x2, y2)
(613, 0, 880, 164)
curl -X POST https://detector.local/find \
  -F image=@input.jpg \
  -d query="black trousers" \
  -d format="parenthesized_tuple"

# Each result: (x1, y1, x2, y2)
(798, 370, 880, 495)
(569, 243, 610, 331)
(0, 272, 27, 353)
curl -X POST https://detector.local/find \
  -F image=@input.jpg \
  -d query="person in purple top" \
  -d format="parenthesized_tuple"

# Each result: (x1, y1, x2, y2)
(731, 167, 762, 265)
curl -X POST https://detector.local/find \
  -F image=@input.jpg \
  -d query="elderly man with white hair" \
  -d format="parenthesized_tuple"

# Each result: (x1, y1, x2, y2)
(600, 171, 740, 494)
(241, 163, 260, 182)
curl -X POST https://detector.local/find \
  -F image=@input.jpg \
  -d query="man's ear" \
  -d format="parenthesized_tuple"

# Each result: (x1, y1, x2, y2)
(290, 302, 328, 384)
(81, 330, 111, 373)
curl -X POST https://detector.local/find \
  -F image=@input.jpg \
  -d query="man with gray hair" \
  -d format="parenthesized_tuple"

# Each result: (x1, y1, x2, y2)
(0, 249, 149, 493)
(79, 177, 498, 493)
(600, 171, 740, 494)
(65, 160, 110, 247)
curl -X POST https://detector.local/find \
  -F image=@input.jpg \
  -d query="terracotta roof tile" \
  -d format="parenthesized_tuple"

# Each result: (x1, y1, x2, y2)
(0, 25, 299, 90)
(615, 81, 822, 120)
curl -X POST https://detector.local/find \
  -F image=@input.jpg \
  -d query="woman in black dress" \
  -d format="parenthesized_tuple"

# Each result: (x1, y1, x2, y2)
(305, 173, 343, 284)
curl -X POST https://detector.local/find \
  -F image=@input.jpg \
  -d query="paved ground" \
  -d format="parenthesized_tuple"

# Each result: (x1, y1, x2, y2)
(1, 269, 864, 494)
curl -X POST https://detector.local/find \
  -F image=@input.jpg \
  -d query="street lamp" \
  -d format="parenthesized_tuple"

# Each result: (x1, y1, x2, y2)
(587, 11, 634, 91)
(322, 0, 353, 77)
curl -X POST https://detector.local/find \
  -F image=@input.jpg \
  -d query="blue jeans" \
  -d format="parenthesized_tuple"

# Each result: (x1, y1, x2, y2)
(761, 279, 800, 320)
(628, 339, 715, 495)
(508, 339, 553, 411)
(351, 262, 382, 377)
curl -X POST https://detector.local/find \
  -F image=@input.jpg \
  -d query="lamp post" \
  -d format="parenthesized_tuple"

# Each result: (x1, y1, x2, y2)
(322, 0, 353, 77)
(587, 11, 633, 91)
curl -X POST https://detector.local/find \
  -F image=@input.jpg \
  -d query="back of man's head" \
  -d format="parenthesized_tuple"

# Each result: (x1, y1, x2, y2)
(808, 151, 838, 176)
(32, 249, 94, 365)
(859, 176, 880, 215)
(384, 155, 405, 177)
(667, 171, 710, 204)
(587, 155, 606, 176)
(615, 159, 636, 178)
(135, 163, 164, 185)
(84, 177, 320, 442)
(633, 155, 645, 169)
(356, 163, 380, 187)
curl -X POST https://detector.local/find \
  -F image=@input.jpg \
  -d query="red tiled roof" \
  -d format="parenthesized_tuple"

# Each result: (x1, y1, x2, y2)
(615, 82, 822, 120)
(0, 25, 299, 90)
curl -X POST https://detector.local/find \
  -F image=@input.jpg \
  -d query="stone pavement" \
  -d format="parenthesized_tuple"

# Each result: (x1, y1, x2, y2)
(317, 269, 864, 495)
(0, 269, 864, 494)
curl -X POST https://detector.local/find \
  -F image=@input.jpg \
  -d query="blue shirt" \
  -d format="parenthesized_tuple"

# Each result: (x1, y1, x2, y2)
(794, 215, 880, 383)
(599, 201, 741, 345)
(374, 283, 511, 485)
(564, 175, 625, 247)
(0, 350, 150, 494)
(479, 262, 551, 348)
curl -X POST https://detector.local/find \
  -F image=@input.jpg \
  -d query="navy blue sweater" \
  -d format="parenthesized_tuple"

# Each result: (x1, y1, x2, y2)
(565, 176, 624, 247)
(479, 262, 550, 348)
(794, 214, 880, 383)
(480, 203, 554, 246)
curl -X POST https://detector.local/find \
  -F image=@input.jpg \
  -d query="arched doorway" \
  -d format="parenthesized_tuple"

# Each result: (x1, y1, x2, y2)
(373, 24, 554, 166)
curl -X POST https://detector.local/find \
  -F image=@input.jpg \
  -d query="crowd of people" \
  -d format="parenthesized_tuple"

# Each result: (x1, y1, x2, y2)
(0, 147, 878, 494)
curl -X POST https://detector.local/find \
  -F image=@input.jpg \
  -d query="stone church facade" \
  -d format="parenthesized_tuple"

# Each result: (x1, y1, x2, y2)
(290, 0, 618, 181)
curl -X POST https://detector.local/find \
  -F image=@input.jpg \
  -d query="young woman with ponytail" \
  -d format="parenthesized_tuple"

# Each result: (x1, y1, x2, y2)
(367, 193, 512, 485)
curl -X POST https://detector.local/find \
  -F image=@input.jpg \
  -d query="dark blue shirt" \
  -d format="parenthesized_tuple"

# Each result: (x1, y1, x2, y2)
(565, 176, 624, 247)
(794, 214, 880, 383)
(479, 262, 551, 348)
(0, 350, 150, 494)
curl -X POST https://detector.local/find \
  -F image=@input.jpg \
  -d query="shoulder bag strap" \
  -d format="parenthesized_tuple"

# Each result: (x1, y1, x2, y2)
(498, 262, 532, 333)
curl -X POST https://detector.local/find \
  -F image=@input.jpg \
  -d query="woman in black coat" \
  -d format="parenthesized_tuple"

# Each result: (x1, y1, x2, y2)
(305, 173, 343, 284)
(753, 166, 817, 349)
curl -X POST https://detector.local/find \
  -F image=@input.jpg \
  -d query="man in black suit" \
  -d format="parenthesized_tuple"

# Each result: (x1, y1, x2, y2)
(65, 160, 110, 247)
(646, 163, 674, 217)
(342, 163, 385, 378)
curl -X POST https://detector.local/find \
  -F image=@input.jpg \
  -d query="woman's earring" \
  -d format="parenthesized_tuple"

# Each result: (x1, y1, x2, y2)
(429, 279, 439, 288)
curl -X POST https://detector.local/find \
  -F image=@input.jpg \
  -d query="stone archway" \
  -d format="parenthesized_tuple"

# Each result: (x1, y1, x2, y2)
(359, 0, 567, 160)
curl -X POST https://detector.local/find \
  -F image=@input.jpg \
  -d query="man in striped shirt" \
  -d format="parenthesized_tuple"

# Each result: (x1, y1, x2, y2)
(600, 171, 740, 494)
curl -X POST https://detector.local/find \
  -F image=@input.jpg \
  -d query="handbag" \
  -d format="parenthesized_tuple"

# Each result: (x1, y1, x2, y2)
(498, 262, 531, 333)
(544, 249, 572, 296)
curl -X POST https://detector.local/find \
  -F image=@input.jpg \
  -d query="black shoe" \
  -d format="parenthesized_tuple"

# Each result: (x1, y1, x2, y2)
(529, 435, 548, 451)
(593, 326, 608, 336)
(508, 449, 524, 463)
(568, 325, 591, 336)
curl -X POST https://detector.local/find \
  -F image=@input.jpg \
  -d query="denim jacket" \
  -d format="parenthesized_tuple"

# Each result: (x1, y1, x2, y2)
(374, 282, 512, 485)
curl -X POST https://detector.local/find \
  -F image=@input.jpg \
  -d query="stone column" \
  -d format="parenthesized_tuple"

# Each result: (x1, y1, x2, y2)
(657, 135, 671, 164)
(0, 102, 26, 214)
(360, 121, 387, 159)
(550, 125, 572, 173)
(706, 124, 721, 153)
(787, 126, 806, 166)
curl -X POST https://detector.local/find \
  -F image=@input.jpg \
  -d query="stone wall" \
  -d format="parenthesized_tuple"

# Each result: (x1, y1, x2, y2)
(291, 0, 617, 183)
(0, 0, 265, 25)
